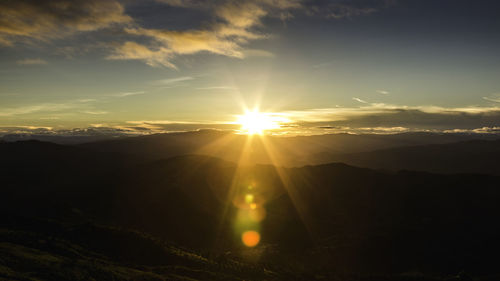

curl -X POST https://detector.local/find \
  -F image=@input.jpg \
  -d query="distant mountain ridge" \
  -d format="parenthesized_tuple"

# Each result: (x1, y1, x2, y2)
(72, 131, 500, 174)
(317, 139, 500, 175)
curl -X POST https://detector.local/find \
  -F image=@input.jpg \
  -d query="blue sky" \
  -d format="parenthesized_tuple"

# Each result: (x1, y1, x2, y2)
(1, 0, 500, 136)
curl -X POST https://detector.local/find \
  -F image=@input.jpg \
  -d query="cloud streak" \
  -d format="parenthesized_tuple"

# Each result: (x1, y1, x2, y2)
(0, 0, 131, 46)
(483, 94, 500, 103)
(17, 58, 48, 65)
(196, 86, 237, 90)
(153, 76, 195, 85)
(376, 90, 389, 95)
(0, 98, 105, 117)
(113, 91, 146, 98)
(353, 97, 368, 103)
(0, 103, 76, 117)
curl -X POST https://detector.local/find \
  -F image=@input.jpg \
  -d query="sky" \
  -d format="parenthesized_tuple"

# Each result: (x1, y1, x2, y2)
(1, 0, 500, 136)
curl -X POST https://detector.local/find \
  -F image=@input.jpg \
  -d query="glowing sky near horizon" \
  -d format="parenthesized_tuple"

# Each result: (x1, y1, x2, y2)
(1, 0, 500, 136)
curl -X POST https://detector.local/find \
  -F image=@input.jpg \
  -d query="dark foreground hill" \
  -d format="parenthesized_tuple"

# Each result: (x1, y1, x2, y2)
(1, 140, 500, 280)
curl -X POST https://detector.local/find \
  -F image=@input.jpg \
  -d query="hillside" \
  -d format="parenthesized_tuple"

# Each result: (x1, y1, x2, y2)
(2, 140, 500, 279)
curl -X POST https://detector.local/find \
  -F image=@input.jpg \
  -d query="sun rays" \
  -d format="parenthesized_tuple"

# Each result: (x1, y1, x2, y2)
(194, 104, 313, 251)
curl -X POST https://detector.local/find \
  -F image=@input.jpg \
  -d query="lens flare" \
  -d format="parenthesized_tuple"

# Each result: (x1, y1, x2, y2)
(248, 207, 266, 222)
(245, 194, 254, 204)
(242, 230, 260, 247)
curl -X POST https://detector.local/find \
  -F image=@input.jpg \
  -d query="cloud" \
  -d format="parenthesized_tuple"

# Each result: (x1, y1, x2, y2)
(81, 110, 108, 115)
(353, 97, 368, 103)
(110, 0, 300, 68)
(283, 103, 500, 131)
(0, 121, 239, 139)
(443, 126, 500, 134)
(305, 0, 393, 19)
(3, 102, 500, 136)
(125, 120, 239, 132)
(242, 49, 275, 57)
(376, 90, 389, 95)
(0, 90, 148, 118)
(483, 94, 500, 103)
(77, 99, 97, 103)
(125, 27, 245, 57)
(113, 91, 146, 97)
(153, 76, 195, 85)
(107, 41, 176, 68)
(155, 0, 209, 8)
(157, 0, 302, 10)
(0, 126, 144, 139)
(1, 0, 394, 67)
(17, 58, 48, 65)
(0, 0, 131, 46)
(216, 1, 267, 29)
(318, 126, 410, 134)
(0, 103, 76, 117)
(0, 99, 103, 117)
(196, 86, 237, 90)
(326, 5, 377, 19)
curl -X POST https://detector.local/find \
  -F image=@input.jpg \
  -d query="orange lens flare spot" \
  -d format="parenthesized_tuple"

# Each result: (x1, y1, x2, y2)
(241, 230, 260, 247)
(250, 203, 257, 209)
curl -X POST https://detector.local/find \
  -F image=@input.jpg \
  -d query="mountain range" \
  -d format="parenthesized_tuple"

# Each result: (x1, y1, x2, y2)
(2, 133, 500, 280)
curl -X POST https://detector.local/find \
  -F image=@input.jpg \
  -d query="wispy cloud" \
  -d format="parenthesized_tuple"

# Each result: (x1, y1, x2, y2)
(77, 99, 98, 103)
(113, 91, 146, 98)
(196, 86, 237, 90)
(0, 99, 103, 117)
(0, 103, 76, 117)
(81, 110, 108, 115)
(376, 90, 390, 95)
(153, 76, 195, 85)
(483, 94, 500, 103)
(17, 58, 48, 65)
(353, 97, 368, 103)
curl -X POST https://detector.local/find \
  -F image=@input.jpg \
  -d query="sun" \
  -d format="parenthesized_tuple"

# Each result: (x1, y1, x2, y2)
(236, 110, 282, 135)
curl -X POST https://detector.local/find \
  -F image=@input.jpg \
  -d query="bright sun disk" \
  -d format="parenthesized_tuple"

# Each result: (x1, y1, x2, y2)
(236, 110, 284, 135)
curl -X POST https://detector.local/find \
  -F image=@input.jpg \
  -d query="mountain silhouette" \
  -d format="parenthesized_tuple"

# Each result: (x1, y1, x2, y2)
(2, 139, 500, 280)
